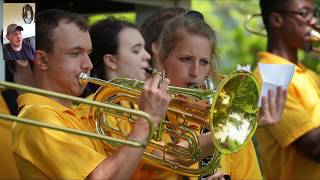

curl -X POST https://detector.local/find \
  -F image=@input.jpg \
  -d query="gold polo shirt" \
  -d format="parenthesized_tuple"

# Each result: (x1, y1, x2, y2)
(220, 140, 262, 180)
(0, 92, 20, 179)
(253, 52, 320, 179)
(13, 93, 106, 179)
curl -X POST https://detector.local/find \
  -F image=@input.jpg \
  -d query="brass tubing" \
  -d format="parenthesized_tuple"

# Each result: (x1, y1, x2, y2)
(0, 113, 142, 147)
(0, 80, 155, 147)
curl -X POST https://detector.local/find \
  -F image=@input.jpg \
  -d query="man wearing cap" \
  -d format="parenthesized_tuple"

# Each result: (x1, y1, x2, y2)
(3, 23, 34, 60)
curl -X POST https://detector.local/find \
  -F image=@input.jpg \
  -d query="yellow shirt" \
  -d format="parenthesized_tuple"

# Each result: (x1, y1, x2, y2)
(253, 52, 320, 179)
(0, 92, 20, 179)
(13, 93, 107, 179)
(220, 140, 262, 180)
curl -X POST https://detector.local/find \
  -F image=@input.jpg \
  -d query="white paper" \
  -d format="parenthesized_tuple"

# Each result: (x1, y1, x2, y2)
(258, 63, 295, 106)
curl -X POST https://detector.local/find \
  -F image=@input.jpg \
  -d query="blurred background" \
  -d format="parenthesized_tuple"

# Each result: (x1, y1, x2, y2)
(36, 0, 320, 75)
(1, 0, 320, 76)
(1, 0, 319, 175)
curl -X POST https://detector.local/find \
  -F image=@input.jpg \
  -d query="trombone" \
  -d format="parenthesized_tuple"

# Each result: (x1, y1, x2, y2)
(0, 80, 155, 148)
(244, 13, 320, 53)
(244, 13, 266, 36)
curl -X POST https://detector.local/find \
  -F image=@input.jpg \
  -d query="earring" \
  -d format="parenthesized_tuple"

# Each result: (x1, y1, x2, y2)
(186, 10, 205, 21)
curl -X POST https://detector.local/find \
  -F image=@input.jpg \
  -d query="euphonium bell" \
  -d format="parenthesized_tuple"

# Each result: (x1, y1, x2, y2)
(79, 70, 260, 177)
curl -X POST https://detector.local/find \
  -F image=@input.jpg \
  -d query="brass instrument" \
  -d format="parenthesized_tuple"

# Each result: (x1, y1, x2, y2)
(244, 13, 266, 36)
(245, 13, 320, 53)
(310, 29, 320, 53)
(0, 80, 155, 148)
(79, 70, 260, 176)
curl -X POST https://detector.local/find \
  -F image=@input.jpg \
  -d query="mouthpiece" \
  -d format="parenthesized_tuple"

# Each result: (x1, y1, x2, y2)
(310, 29, 320, 41)
(79, 72, 89, 85)
(145, 67, 154, 74)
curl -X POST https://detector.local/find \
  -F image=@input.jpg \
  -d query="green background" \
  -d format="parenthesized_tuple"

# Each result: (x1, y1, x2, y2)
(88, 0, 320, 75)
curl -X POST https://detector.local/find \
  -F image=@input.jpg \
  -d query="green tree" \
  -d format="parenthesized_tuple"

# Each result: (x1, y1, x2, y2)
(192, 0, 265, 74)
(192, 0, 320, 75)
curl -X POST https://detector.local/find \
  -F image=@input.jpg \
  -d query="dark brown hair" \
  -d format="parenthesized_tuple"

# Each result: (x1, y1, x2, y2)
(36, 9, 89, 53)
(89, 17, 139, 80)
(260, 0, 291, 31)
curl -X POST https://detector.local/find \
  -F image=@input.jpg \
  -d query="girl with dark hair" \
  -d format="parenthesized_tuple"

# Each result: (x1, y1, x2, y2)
(90, 17, 151, 82)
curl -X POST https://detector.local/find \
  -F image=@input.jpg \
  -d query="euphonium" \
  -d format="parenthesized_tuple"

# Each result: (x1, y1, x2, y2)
(79, 70, 260, 177)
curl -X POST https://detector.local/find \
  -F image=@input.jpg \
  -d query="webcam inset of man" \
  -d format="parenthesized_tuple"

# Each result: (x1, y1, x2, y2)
(2, 3, 35, 61)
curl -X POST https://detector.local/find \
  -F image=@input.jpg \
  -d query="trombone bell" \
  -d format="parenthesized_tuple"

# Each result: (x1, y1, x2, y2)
(310, 29, 320, 53)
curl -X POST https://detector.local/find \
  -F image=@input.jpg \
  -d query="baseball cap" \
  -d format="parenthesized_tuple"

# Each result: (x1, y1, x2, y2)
(6, 23, 24, 35)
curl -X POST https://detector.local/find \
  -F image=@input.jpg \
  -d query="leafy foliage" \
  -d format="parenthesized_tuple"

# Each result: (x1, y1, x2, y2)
(87, 0, 320, 75)
(192, 0, 320, 75)
(88, 12, 136, 26)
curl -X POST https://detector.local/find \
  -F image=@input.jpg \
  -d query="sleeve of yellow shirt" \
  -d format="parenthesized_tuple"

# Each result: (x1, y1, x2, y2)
(221, 140, 262, 180)
(12, 105, 106, 180)
(0, 94, 20, 179)
(269, 92, 320, 147)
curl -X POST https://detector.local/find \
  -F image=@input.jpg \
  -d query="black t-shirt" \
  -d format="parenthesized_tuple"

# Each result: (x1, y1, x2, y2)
(3, 41, 35, 60)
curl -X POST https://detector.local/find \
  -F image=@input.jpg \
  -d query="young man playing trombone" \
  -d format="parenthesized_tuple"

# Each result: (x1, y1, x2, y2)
(253, 0, 320, 179)
(11, 9, 171, 179)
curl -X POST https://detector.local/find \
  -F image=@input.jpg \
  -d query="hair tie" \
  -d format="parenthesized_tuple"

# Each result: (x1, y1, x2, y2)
(186, 10, 204, 21)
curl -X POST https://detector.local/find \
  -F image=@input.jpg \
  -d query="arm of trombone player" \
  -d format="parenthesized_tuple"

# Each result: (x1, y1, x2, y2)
(9, 102, 153, 180)
(86, 119, 152, 180)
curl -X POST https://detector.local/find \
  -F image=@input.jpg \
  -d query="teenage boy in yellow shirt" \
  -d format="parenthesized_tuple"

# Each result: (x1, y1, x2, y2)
(254, 0, 320, 179)
(12, 9, 171, 180)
